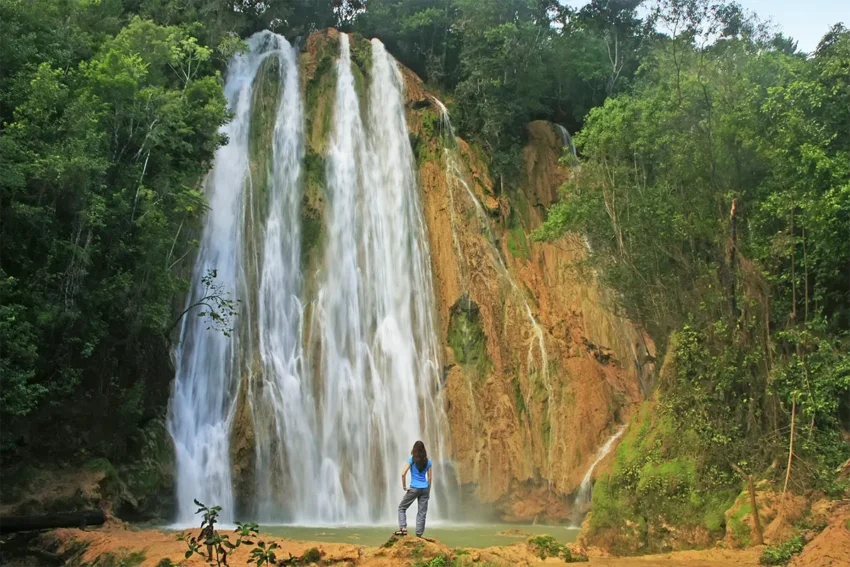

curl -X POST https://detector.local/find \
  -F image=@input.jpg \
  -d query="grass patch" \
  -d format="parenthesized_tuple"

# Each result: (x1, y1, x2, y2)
(759, 536, 805, 565)
(92, 550, 146, 567)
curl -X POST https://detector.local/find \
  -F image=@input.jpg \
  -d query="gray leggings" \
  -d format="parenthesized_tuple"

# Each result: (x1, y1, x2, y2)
(398, 488, 430, 536)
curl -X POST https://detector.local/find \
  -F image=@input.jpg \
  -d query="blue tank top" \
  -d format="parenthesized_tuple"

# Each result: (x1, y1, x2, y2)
(407, 456, 432, 489)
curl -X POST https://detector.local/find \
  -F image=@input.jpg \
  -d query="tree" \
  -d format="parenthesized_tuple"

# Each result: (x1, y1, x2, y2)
(0, 8, 229, 458)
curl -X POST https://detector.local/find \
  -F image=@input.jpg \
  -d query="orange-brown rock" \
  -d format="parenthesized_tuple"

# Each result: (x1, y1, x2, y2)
(403, 60, 653, 519)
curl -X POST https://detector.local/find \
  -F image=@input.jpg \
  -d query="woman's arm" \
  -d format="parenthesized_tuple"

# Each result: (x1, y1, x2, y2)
(401, 462, 411, 490)
(427, 466, 433, 488)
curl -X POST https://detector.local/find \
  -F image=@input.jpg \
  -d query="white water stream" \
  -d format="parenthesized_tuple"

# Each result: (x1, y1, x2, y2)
(169, 32, 448, 525)
(574, 425, 627, 512)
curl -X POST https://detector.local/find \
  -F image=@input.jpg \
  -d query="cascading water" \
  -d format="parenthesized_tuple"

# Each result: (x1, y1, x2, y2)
(307, 34, 447, 523)
(248, 35, 314, 523)
(573, 425, 627, 515)
(554, 124, 577, 159)
(171, 31, 450, 525)
(168, 31, 292, 524)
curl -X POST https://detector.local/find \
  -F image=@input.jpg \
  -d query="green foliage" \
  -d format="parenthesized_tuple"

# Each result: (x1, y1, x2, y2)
(527, 534, 586, 562)
(415, 555, 448, 567)
(302, 547, 321, 563)
(352, 0, 646, 180)
(181, 500, 264, 567)
(588, 403, 738, 551)
(0, 4, 230, 460)
(507, 225, 530, 261)
(93, 551, 146, 567)
(527, 535, 566, 559)
(537, 4, 850, 523)
(759, 536, 805, 565)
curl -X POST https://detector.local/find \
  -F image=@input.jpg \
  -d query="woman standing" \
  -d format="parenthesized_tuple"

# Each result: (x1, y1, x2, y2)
(395, 440, 433, 537)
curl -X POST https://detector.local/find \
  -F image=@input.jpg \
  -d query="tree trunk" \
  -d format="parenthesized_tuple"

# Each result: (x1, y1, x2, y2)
(0, 510, 105, 533)
(730, 464, 764, 546)
(783, 393, 797, 498)
(728, 198, 738, 318)
(747, 474, 764, 546)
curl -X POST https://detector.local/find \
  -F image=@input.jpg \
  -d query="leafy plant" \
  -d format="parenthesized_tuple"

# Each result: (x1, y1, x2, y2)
(247, 541, 280, 567)
(181, 500, 259, 567)
(302, 547, 322, 563)
(169, 269, 239, 338)
(759, 536, 805, 565)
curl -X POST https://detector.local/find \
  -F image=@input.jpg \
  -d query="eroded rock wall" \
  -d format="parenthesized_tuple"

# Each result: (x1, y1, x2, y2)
(402, 68, 654, 521)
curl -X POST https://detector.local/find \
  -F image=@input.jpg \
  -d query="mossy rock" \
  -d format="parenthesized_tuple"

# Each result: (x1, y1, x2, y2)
(585, 403, 738, 553)
(304, 52, 337, 157)
(115, 419, 176, 521)
(447, 295, 490, 379)
(248, 55, 284, 220)
(507, 226, 530, 260)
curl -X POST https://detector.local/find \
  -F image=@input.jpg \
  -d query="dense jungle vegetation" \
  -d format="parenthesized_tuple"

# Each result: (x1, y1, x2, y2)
(1, 0, 847, 537)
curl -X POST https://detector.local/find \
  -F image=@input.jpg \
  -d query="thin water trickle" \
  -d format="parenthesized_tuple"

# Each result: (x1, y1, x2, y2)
(574, 425, 628, 514)
(433, 99, 554, 477)
(555, 124, 577, 159)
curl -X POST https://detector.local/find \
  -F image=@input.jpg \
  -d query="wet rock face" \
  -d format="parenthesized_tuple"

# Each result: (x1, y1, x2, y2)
(402, 55, 653, 520)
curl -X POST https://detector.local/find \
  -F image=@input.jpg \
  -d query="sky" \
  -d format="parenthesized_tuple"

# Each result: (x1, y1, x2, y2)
(563, 0, 848, 53)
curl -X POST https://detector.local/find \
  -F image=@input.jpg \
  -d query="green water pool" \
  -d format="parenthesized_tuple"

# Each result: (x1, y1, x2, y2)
(258, 524, 579, 549)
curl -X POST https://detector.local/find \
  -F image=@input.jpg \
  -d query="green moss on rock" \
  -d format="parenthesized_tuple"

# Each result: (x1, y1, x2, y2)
(304, 52, 337, 157)
(586, 403, 738, 553)
(447, 295, 490, 379)
(115, 418, 176, 521)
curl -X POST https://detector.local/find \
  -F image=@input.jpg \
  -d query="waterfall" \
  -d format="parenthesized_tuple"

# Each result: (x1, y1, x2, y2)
(308, 34, 446, 523)
(168, 31, 290, 524)
(554, 123, 577, 159)
(574, 425, 627, 513)
(169, 31, 449, 525)
(250, 35, 313, 523)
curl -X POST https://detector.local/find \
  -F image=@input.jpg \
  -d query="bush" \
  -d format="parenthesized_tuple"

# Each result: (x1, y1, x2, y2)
(760, 536, 805, 565)
(302, 547, 322, 563)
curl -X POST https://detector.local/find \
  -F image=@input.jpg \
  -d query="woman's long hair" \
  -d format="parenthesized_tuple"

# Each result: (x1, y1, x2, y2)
(411, 440, 428, 471)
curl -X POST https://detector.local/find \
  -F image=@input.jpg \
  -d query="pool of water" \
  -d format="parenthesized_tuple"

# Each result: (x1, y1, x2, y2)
(259, 524, 579, 549)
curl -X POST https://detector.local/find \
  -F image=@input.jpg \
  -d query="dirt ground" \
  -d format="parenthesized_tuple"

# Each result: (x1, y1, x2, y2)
(26, 523, 769, 567)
